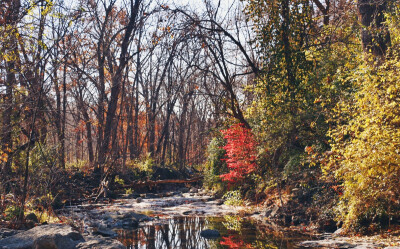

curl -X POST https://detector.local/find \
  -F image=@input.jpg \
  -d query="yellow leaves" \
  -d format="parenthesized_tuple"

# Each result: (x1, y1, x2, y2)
(313, 97, 322, 104)
(328, 50, 400, 229)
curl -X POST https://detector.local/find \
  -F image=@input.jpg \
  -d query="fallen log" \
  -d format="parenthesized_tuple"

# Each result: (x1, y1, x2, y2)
(122, 176, 203, 189)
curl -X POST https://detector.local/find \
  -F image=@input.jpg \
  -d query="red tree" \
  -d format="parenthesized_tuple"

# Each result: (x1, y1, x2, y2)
(220, 123, 257, 183)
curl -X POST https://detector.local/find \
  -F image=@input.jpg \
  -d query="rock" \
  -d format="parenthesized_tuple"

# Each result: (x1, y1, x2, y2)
(144, 193, 157, 199)
(33, 236, 58, 249)
(353, 245, 378, 249)
(200, 229, 220, 239)
(0, 229, 19, 240)
(94, 228, 117, 238)
(265, 206, 280, 218)
(127, 193, 140, 198)
(244, 189, 256, 200)
(0, 224, 84, 249)
(333, 228, 344, 237)
(298, 240, 356, 248)
(189, 188, 198, 193)
(121, 218, 139, 229)
(136, 197, 142, 203)
(25, 220, 36, 229)
(77, 235, 125, 249)
(26, 213, 39, 223)
(32, 234, 85, 249)
(101, 213, 112, 220)
(119, 212, 152, 229)
(122, 212, 152, 222)
(180, 187, 190, 193)
(216, 199, 224, 205)
(319, 218, 337, 232)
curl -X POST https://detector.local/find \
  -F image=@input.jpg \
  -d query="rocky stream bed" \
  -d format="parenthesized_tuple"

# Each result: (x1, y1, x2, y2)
(1, 188, 400, 248)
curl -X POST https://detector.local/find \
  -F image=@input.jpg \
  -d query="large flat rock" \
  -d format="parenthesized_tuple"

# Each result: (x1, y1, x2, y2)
(0, 224, 84, 249)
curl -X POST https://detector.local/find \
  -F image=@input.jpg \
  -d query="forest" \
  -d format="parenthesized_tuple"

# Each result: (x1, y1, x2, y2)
(1, 0, 400, 239)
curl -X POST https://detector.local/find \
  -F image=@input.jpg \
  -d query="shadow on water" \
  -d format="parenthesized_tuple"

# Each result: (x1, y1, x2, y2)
(117, 216, 310, 249)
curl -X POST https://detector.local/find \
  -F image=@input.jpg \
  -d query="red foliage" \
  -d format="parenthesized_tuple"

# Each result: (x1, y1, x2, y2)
(220, 123, 257, 183)
(220, 236, 253, 248)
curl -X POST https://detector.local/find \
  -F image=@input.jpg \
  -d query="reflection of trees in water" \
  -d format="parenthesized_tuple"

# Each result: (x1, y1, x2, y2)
(117, 216, 304, 249)
(118, 216, 215, 249)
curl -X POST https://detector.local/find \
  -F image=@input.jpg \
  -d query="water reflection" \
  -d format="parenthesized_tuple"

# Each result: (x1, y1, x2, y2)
(117, 216, 306, 249)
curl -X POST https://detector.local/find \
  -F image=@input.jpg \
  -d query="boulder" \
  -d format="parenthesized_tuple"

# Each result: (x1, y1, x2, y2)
(121, 218, 139, 229)
(0, 228, 19, 239)
(93, 228, 117, 238)
(189, 188, 198, 193)
(33, 236, 58, 249)
(318, 218, 337, 232)
(25, 213, 39, 223)
(180, 187, 190, 193)
(333, 228, 344, 237)
(76, 236, 125, 249)
(298, 240, 356, 248)
(122, 212, 152, 222)
(265, 206, 280, 218)
(353, 245, 379, 249)
(0, 224, 84, 249)
(200, 229, 220, 239)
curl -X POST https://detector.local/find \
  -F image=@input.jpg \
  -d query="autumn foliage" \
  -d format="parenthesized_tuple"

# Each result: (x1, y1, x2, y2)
(220, 123, 257, 183)
(220, 236, 253, 248)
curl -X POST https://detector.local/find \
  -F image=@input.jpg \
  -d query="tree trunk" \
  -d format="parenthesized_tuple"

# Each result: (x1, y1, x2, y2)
(97, 0, 141, 174)
(1, 0, 19, 176)
(358, 0, 390, 57)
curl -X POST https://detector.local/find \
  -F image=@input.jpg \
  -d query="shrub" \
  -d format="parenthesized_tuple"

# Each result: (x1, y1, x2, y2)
(220, 123, 258, 183)
(203, 136, 227, 191)
(223, 190, 244, 206)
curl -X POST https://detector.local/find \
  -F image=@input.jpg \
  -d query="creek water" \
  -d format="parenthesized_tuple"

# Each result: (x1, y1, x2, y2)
(116, 215, 309, 249)
(64, 191, 315, 248)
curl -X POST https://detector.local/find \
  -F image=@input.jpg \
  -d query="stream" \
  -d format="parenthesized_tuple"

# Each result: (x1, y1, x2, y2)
(61, 189, 313, 249)
(0, 189, 395, 248)
(116, 216, 308, 249)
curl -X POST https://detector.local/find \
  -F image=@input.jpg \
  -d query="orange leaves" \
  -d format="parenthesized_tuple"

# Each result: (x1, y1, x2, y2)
(305, 146, 314, 154)
(0, 152, 9, 163)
